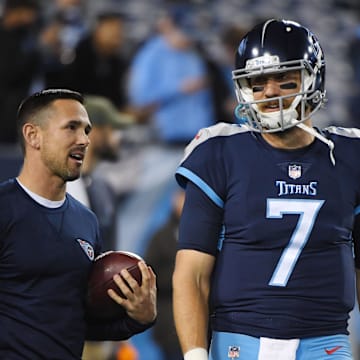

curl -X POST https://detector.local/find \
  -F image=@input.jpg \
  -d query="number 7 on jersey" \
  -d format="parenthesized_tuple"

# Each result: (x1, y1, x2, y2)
(266, 198, 324, 287)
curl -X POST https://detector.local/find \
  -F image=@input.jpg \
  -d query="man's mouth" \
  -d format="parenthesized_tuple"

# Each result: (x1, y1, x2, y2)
(263, 103, 280, 112)
(69, 151, 85, 164)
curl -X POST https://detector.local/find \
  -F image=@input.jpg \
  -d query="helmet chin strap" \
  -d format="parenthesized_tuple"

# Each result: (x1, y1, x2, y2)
(258, 112, 335, 165)
(257, 101, 335, 166)
(294, 121, 335, 166)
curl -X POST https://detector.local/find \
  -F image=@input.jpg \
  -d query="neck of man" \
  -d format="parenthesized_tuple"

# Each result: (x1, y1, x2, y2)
(261, 119, 315, 150)
(18, 160, 67, 201)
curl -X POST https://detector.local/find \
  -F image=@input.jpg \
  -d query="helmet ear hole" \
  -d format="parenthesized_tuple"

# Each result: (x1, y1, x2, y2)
(234, 104, 248, 124)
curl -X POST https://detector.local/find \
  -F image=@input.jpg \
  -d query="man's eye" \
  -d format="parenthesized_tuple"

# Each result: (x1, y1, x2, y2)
(252, 86, 264, 92)
(279, 82, 297, 90)
(67, 124, 77, 131)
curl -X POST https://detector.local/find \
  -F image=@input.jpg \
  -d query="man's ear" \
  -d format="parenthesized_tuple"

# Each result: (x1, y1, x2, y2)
(23, 123, 40, 150)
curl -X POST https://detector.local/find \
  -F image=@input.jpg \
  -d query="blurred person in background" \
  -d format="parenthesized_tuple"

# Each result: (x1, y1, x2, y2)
(49, 0, 86, 53)
(67, 95, 128, 252)
(0, 0, 42, 144)
(117, 4, 216, 257)
(66, 11, 131, 114)
(39, 0, 87, 88)
(128, 5, 215, 144)
(144, 190, 185, 360)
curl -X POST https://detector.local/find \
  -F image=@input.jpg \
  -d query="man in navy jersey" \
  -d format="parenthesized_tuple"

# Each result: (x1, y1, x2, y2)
(0, 89, 157, 359)
(172, 19, 360, 360)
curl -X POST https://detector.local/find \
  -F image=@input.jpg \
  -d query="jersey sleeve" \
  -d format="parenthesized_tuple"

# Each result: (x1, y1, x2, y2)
(174, 126, 230, 255)
(324, 127, 360, 270)
(175, 127, 227, 208)
(178, 181, 223, 255)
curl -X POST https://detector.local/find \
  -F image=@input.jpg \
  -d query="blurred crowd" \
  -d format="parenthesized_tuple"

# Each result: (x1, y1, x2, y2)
(1, 0, 360, 359)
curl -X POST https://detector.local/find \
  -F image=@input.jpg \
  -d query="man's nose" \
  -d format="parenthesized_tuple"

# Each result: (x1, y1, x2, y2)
(78, 130, 90, 147)
(263, 80, 281, 97)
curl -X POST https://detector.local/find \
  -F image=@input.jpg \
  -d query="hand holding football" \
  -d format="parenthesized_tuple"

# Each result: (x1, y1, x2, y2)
(86, 250, 143, 319)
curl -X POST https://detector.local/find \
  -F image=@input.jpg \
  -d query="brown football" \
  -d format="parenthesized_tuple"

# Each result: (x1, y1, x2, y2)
(86, 250, 143, 319)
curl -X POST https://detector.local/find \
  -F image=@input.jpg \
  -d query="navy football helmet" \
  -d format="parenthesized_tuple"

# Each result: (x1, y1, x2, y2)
(233, 19, 326, 133)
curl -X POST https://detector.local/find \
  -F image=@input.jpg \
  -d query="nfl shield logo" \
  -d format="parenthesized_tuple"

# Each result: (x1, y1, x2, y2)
(288, 164, 301, 179)
(228, 345, 240, 358)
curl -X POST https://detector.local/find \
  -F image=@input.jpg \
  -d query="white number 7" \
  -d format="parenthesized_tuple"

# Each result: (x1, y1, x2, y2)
(267, 198, 324, 287)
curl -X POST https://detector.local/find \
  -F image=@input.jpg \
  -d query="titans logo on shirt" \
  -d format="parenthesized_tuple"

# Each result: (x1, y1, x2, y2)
(77, 239, 95, 261)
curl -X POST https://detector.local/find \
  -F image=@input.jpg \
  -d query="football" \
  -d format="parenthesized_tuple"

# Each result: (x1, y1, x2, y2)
(86, 250, 143, 319)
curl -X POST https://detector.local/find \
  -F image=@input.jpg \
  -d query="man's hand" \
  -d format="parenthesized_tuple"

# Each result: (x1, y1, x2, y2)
(107, 261, 157, 324)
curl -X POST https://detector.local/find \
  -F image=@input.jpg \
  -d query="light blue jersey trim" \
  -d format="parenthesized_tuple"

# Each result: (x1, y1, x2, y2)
(217, 225, 225, 251)
(176, 166, 224, 208)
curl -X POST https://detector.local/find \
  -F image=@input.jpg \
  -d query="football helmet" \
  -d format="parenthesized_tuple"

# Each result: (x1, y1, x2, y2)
(233, 19, 326, 133)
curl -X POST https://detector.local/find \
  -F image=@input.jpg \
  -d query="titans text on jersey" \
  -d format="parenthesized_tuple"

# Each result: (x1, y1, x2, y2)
(275, 180, 318, 196)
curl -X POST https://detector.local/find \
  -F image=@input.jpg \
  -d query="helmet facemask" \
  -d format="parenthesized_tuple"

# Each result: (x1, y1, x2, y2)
(233, 58, 325, 133)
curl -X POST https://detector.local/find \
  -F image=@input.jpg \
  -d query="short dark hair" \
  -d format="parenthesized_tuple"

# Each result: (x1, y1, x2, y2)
(17, 88, 84, 151)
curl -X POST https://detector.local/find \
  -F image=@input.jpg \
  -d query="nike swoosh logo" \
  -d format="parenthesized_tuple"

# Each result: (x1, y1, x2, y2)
(325, 345, 343, 355)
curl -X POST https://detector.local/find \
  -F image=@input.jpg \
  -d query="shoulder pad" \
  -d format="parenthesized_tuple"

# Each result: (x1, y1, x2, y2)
(181, 123, 250, 163)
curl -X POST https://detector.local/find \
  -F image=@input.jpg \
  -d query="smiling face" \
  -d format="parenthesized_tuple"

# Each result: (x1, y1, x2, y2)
(37, 99, 92, 182)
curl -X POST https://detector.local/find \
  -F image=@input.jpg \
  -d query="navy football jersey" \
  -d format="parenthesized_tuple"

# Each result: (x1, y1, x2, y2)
(175, 123, 360, 339)
(0, 179, 151, 359)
